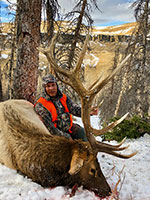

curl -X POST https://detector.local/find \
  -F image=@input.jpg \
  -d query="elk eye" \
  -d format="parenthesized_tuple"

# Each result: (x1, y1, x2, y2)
(90, 168, 96, 175)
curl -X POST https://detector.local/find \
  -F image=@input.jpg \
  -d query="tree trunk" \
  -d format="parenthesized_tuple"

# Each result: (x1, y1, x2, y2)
(8, 16, 18, 99)
(13, 0, 42, 103)
(68, 0, 87, 69)
(114, 65, 129, 117)
(46, 0, 54, 46)
(0, 66, 3, 101)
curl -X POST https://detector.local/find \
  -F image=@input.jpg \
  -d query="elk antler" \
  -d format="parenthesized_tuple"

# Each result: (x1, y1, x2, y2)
(40, 34, 137, 158)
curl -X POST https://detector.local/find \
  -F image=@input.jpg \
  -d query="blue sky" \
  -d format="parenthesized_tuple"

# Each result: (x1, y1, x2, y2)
(1, 0, 136, 26)
(0, 1, 16, 22)
(58, 0, 136, 26)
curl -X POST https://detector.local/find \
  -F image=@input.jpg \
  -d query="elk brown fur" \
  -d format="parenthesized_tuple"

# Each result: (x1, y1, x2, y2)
(0, 99, 111, 197)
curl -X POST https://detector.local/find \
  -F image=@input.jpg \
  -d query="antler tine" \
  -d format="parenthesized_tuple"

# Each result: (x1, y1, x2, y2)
(90, 54, 131, 96)
(40, 35, 78, 90)
(89, 112, 129, 136)
(100, 150, 138, 159)
(54, 71, 75, 89)
(40, 35, 72, 79)
(88, 74, 103, 90)
(112, 137, 126, 147)
(97, 141, 130, 151)
(74, 35, 90, 73)
(95, 139, 138, 159)
(88, 131, 138, 158)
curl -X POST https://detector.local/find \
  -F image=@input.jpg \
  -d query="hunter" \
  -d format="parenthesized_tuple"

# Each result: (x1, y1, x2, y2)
(34, 74, 98, 141)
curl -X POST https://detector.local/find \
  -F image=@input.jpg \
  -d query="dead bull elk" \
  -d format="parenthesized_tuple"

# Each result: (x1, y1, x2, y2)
(0, 36, 137, 197)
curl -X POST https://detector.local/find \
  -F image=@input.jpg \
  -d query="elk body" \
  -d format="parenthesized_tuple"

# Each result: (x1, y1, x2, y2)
(0, 99, 112, 196)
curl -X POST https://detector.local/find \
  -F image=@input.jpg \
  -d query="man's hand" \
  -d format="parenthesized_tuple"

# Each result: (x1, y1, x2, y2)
(90, 106, 99, 116)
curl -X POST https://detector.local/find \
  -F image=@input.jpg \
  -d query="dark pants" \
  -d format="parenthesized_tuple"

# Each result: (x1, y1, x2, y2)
(70, 123, 88, 142)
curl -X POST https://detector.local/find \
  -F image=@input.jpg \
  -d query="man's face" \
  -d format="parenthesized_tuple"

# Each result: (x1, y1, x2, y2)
(45, 82, 57, 97)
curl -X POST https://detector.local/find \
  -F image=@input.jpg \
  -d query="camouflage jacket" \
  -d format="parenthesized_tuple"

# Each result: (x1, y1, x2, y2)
(34, 87, 81, 139)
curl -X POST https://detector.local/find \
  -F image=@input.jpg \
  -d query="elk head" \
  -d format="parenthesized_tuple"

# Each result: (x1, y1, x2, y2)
(68, 143, 112, 196)
(40, 35, 137, 196)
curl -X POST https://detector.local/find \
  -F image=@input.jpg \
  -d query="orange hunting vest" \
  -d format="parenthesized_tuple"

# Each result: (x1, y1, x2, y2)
(34, 94, 73, 133)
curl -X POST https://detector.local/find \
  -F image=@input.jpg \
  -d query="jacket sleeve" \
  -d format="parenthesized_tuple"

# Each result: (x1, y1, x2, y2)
(34, 103, 71, 139)
(66, 96, 81, 117)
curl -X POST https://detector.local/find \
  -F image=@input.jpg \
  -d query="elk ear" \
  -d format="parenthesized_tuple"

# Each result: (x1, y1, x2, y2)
(68, 149, 87, 175)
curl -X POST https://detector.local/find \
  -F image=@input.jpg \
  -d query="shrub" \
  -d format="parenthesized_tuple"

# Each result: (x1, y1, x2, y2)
(102, 114, 150, 142)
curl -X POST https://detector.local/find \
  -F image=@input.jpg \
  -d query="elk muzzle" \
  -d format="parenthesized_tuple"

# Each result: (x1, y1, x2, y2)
(70, 149, 111, 197)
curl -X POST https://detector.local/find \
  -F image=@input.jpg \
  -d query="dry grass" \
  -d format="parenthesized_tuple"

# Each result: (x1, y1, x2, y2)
(84, 49, 115, 87)
(1, 23, 14, 34)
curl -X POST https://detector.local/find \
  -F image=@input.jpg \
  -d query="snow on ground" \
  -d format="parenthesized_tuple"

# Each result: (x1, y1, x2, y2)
(83, 54, 99, 68)
(92, 24, 135, 36)
(0, 116, 150, 200)
(92, 28, 132, 36)
(1, 54, 8, 59)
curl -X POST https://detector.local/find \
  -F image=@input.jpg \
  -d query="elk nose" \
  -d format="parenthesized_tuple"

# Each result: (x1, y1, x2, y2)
(94, 186, 111, 198)
(108, 186, 112, 194)
(100, 186, 112, 197)
(104, 186, 112, 197)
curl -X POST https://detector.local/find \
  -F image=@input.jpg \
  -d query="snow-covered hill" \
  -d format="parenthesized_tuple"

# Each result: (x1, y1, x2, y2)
(92, 22, 137, 36)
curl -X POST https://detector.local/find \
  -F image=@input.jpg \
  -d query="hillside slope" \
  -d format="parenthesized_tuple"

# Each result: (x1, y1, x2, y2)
(92, 22, 137, 36)
(1, 22, 137, 36)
